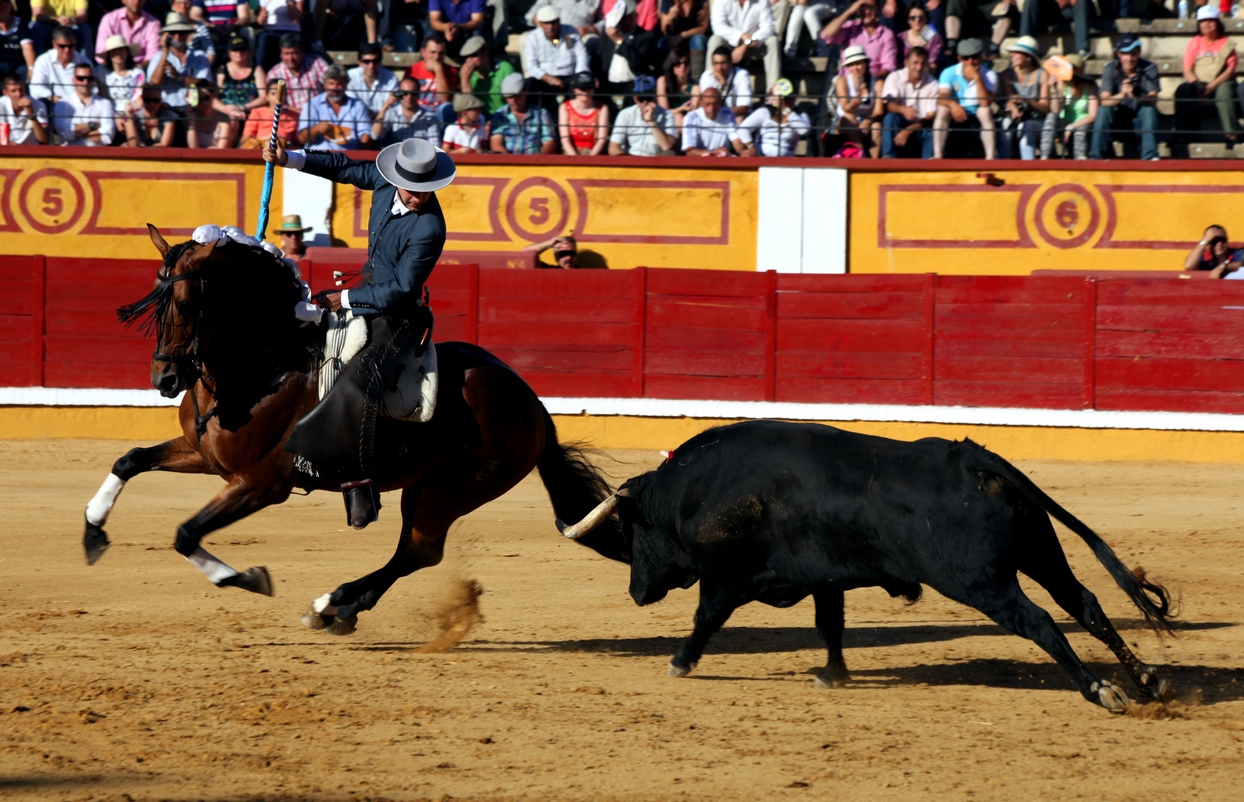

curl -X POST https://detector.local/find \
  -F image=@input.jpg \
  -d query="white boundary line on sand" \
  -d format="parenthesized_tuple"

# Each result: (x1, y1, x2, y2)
(5, 387, 1244, 433)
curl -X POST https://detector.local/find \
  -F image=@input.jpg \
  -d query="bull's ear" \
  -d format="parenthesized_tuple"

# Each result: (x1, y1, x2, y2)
(147, 224, 170, 257)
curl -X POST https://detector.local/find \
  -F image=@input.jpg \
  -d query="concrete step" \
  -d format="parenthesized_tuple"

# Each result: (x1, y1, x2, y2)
(1186, 141, 1244, 158)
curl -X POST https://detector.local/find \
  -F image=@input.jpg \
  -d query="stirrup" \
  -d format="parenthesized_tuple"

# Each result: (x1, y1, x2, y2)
(341, 479, 380, 530)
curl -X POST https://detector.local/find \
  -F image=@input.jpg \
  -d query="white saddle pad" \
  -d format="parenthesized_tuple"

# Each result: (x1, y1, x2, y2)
(318, 311, 369, 401)
(318, 311, 438, 424)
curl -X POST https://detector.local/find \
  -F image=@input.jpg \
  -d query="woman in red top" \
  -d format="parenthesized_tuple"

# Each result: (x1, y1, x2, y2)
(1175, 5, 1240, 144)
(559, 71, 610, 155)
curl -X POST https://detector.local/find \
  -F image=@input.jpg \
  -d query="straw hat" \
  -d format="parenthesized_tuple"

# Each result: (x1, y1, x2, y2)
(102, 34, 141, 57)
(1006, 36, 1040, 59)
(277, 215, 312, 233)
(161, 12, 197, 33)
(842, 46, 869, 67)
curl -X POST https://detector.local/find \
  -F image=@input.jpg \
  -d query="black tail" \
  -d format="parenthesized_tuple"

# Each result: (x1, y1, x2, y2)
(535, 410, 631, 564)
(964, 441, 1175, 635)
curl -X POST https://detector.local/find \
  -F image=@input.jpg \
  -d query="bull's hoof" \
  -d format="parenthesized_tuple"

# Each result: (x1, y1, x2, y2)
(217, 566, 275, 597)
(668, 658, 696, 678)
(300, 609, 334, 630)
(1094, 681, 1131, 712)
(324, 615, 358, 636)
(814, 667, 850, 689)
(83, 520, 110, 566)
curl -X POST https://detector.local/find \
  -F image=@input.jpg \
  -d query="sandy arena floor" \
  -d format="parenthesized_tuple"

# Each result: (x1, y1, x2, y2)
(1, 438, 1242, 801)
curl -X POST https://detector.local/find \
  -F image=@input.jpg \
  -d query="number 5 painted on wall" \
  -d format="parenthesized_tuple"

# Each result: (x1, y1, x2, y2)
(529, 197, 550, 226)
(42, 187, 63, 218)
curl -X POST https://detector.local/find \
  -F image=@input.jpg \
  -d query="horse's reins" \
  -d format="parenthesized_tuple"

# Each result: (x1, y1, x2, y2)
(152, 268, 218, 439)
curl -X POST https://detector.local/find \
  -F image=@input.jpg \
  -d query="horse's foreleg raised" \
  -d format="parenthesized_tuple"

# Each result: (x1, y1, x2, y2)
(174, 477, 292, 596)
(84, 437, 212, 565)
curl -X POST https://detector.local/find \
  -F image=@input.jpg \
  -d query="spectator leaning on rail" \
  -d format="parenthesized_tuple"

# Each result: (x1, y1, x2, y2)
(1175, 5, 1240, 149)
(146, 14, 211, 119)
(373, 75, 442, 146)
(52, 61, 114, 146)
(881, 45, 938, 158)
(458, 35, 514, 116)
(524, 6, 589, 108)
(735, 77, 810, 156)
(933, 38, 996, 159)
(0, 0, 36, 82)
(0, 74, 49, 144)
(347, 41, 398, 117)
(821, 0, 899, 80)
(709, 0, 780, 95)
(1040, 53, 1097, 160)
(443, 91, 485, 152)
(299, 64, 373, 150)
(997, 35, 1048, 160)
(95, 0, 160, 68)
(29, 0, 90, 60)
(29, 25, 88, 104)
(1183, 224, 1244, 276)
(610, 74, 677, 155)
(490, 73, 556, 153)
(240, 80, 301, 147)
(265, 33, 329, 117)
(1092, 33, 1159, 161)
(681, 86, 742, 156)
(700, 44, 752, 120)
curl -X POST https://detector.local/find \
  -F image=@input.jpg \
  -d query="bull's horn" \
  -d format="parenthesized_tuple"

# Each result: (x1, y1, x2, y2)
(557, 489, 629, 540)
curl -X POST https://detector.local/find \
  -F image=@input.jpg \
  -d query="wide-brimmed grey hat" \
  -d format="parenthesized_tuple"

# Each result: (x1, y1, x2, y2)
(459, 36, 486, 57)
(376, 138, 456, 192)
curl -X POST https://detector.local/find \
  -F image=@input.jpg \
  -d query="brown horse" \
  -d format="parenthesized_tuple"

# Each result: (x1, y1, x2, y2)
(83, 225, 628, 634)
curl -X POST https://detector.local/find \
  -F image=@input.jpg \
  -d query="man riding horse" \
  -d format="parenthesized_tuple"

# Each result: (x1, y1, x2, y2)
(262, 135, 456, 529)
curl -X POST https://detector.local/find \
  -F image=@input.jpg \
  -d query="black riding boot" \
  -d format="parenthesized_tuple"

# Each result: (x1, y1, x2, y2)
(342, 479, 381, 529)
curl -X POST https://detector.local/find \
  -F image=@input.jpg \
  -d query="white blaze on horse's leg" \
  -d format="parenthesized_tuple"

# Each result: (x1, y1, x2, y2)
(185, 546, 241, 585)
(85, 474, 126, 527)
(312, 593, 338, 616)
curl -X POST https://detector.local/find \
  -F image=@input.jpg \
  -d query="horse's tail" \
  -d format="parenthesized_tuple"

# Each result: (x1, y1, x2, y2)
(535, 409, 631, 564)
(964, 441, 1176, 636)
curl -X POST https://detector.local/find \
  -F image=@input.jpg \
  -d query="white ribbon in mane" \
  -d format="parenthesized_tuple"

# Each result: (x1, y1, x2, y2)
(191, 223, 321, 323)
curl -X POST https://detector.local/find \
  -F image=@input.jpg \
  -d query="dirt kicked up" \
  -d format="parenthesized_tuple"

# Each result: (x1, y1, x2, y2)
(1, 439, 1242, 801)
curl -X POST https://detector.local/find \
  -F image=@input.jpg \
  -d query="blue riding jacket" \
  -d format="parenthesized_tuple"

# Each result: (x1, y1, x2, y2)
(300, 150, 446, 318)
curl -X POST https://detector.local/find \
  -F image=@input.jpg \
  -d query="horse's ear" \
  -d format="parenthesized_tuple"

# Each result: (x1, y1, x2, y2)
(148, 224, 170, 257)
(188, 238, 218, 265)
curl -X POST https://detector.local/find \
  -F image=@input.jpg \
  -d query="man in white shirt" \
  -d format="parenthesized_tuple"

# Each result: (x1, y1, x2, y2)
(682, 88, 741, 156)
(52, 62, 115, 145)
(29, 25, 89, 104)
(346, 41, 398, 116)
(609, 75, 676, 156)
(699, 45, 753, 120)
(523, 5, 588, 106)
(880, 46, 938, 158)
(1, 75, 50, 144)
(707, 0, 781, 95)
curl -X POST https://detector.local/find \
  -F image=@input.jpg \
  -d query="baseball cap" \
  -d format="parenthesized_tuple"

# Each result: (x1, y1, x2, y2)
(500, 72, 526, 96)
(459, 36, 486, 57)
(535, 5, 560, 22)
(632, 75, 656, 96)
(1197, 4, 1221, 20)
(957, 38, 984, 58)
(1115, 33, 1141, 53)
(228, 36, 249, 51)
(572, 71, 595, 90)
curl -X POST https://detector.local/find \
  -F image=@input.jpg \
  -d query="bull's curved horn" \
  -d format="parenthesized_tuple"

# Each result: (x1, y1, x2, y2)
(557, 489, 629, 540)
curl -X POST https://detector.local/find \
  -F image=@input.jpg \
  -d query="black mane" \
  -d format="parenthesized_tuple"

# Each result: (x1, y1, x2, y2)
(116, 240, 199, 336)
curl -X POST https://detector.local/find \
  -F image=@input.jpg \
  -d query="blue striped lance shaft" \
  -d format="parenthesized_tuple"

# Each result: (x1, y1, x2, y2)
(255, 80, 287, 240)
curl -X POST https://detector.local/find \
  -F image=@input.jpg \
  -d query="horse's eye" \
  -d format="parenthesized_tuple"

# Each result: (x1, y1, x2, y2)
(176, 301, 192, 315)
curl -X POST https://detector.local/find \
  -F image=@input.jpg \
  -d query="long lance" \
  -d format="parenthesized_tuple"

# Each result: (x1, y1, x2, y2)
(255, 79, 287, 241)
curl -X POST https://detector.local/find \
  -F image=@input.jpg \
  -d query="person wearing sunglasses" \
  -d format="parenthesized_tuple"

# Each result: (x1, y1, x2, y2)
(1184, 225, 1244, 277)
(346, 41, 397, 116)
(899, 2, 941, 67)
(52, 64, 115, 145)
(932, 37, 996, 159)
(821, 0, 898, 79)
(28, 24, 88, 104)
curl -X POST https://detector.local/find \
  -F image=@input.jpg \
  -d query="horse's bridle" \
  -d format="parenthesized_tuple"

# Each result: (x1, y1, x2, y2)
(152, 267, 217, 437)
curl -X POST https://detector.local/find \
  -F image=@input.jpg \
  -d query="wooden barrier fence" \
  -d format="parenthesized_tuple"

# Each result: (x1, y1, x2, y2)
(4, 254, 1244, 414)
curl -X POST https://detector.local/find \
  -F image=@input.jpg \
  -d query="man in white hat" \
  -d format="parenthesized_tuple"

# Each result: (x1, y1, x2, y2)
(523, 4, 588, 107)
(263, 135, 456, 528)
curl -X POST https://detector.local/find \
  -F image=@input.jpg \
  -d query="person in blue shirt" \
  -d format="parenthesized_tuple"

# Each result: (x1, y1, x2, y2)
(297, 63, 373, 149)
(1184, 224, 1244, 277)
(932, 37, 997, 159)
(264, 135, 456, 528)
(428, 0, 486, 61)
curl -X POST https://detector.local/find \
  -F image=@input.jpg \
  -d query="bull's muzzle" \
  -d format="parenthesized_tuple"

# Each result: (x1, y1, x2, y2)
(556, 489, 629, 539)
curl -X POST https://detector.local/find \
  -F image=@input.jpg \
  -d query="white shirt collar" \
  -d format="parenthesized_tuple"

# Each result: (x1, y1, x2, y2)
(391, 193, 414, 216)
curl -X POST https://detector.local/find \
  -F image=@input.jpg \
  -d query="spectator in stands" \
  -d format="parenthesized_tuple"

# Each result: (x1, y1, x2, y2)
(997, 35, 1047, 160)
(898, 2, 941, 67)
(383, 0, 427, 54)
(1040, 53, 1096, 159)
(169, 0, 216, 64)
(524, 6, 589, 106)
(784, 0, 830, 60)
(100, 35, 143, 131)
(597, 0, 663, 97)
(52, 61, 114, 145)
(559, 70, 608, 154)
(429, 0, 486, 61)
(609, 74, 676, 154)
(443, 91, 484, 151)
(946, 0, 1013, 60)
(0, 74, 49, 144)
(217, 36, 266, 119)
(0, 0, 36, 82)
(347, 41, 397, 116)
(526, 0, 603, 37)
(1175, 6, 1240, 148)
(932, 38, 996, 159)
(299, 64, 372, 149)
(315, 0, 378, 52)
(657, 47, 697, 129)
(458, 35, 512, 115)
(736, 77, 809, 156)
(373, 76, 441, 145)
(186, 80, 236, 146)
(881, 44, 937, 158)
(265, 33, 328, 117)
(681, 86, 740, 155)
(708, 0, 779, 94)
(239, 79, 300, 146)
(700, 44, 752, 120)
(123, 82, 176, 146)
(146, 13, 211, 118)
(660, 0, 708, 78)
(1019, 0, 1089, 62)
(832, 45, 883, 157)
(1183, 224, 1242, 275)
(490, 72, 557, 153)
(407, 33, 457, 120)
(200, 0, 252, 55)
(1092, 33, 1159, 161)
(277, 215, 310, 259)
(255, 0, 304, 70)
(29, 25, 88, 104)
(95, 0, 160, 67)
(524, 233, 581, 268)
(30, 0, 90, 60)
(821, 0, 899, 79)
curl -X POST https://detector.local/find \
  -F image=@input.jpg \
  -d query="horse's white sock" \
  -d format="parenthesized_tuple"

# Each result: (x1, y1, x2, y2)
(185, 546, 240, 584)
(85, 474, 125, 527)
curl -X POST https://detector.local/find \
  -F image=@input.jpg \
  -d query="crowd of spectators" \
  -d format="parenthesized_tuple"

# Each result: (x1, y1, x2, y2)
(1, 0, 1244, 158)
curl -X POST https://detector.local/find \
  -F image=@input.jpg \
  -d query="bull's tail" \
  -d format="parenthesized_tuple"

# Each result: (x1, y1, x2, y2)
(535, 409, 631, 564)
(964, 441, 1175, 636)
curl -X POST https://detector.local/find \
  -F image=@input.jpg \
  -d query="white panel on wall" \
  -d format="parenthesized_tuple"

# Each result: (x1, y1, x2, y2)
(282, 168, 334, 248)
(756, 167, 804, 272)
(801, 167, 848, 274)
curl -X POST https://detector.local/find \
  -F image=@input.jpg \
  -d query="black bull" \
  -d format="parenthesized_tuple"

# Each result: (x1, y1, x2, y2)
(560, 421, 1175, 711)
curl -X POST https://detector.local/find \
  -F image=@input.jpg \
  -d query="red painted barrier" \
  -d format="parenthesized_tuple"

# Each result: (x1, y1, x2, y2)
(7, 255, 1244, 414)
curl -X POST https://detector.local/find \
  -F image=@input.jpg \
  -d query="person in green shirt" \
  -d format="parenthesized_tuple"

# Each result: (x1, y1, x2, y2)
(457, 35, 514, 115)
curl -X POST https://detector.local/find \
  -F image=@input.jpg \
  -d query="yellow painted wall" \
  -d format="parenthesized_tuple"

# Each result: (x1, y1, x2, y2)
(850, 169, 1244, 275)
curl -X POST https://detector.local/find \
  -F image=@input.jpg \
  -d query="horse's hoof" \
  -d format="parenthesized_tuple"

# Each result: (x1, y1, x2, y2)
(218, 566, 275, 597)
(1139, 671, 1175, 703)
(324, 615, 358, 636)
(668, 659, 695, 678)
(300, 609, 333, 630)
(1094, 681, 1131, 712)
(83, 520, 110, 566)
(814, 669, 850, 689)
